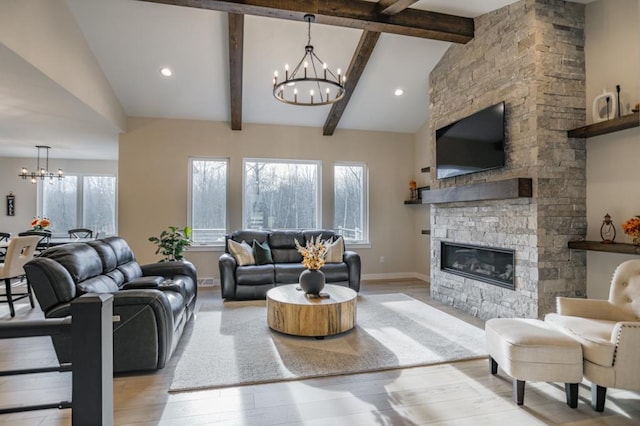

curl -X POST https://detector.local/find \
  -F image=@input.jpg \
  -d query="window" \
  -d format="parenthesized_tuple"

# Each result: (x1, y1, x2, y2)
(334, 162, 368, 243)
(189, 158, 228, 244)
(243, 159, 320, 230)
(41, 174, 116, 237)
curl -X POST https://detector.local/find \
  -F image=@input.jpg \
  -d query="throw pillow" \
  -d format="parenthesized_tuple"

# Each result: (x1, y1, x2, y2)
(228, 239, 255, 266)
(324, 236, 344, 263)
(252, 239, 273, 265)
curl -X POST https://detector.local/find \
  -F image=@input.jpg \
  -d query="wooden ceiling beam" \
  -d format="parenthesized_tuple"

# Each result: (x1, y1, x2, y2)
(377, 0, 419, 16)
(323, 30, 380, 136)
(138, 0, 474, 43)
(228, 13, 244, 130)
(323, 0, 417, 135)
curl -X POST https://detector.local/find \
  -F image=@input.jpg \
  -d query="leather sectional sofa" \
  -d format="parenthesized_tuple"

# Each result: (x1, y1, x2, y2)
(24, 236, 197, 373)
(219, 229, 361, 299)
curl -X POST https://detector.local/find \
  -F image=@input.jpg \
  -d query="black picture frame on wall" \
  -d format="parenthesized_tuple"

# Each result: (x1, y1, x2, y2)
(7, 193, 15, 216)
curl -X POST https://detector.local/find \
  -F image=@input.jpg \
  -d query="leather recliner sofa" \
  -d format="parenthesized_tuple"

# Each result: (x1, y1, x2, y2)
(24, 236, 197, 373)
(219, 229, 361, 299)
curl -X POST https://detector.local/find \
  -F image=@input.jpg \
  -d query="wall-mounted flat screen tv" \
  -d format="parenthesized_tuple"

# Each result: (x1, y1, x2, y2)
(435, 101, 505, 180)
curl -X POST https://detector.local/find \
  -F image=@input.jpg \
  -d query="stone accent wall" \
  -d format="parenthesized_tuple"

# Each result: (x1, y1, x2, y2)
(429, 0, 587, 319)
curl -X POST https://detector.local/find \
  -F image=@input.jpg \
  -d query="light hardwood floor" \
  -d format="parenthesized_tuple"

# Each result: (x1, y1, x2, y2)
(1, 279, 639, 425)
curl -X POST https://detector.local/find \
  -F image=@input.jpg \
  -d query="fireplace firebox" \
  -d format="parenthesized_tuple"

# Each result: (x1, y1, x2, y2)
(441, 242, 515, 290)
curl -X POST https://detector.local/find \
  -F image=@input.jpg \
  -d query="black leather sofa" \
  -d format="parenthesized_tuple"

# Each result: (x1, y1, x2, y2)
(24, 236, 197, 373)
(219, 229, 361, 299)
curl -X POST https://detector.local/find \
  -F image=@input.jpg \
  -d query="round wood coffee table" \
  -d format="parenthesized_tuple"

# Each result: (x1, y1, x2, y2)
(266, 284, 357, 338)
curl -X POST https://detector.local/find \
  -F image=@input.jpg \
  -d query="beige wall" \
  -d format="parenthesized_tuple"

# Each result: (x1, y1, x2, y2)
(0, 157, 117, 235)
(585, 0, 640, 123)
(412, 121, 431, 279)
(119, 118, 417, 282)
(584, 0, 640, 299)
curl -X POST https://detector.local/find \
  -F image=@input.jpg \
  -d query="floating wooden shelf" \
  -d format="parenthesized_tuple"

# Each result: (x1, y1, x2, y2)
(568, 240, 640, 255)
(421, 229, 431, 235)
(421, 167, 431, 173)
(404, 186, 431, 204)
(420, 178, 532, 205)
(567, 112, 639, 138)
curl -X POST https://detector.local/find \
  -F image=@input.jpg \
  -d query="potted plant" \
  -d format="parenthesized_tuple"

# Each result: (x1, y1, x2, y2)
(149, 226, 193, 262)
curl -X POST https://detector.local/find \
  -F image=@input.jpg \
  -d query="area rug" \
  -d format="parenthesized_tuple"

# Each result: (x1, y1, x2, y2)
(169, 293, 486, 392)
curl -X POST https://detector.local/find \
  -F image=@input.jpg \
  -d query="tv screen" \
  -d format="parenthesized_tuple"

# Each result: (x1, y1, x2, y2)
(436, 102, 505, 179)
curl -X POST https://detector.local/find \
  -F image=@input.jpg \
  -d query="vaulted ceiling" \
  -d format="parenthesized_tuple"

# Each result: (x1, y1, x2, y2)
(0, 0, 593, 160)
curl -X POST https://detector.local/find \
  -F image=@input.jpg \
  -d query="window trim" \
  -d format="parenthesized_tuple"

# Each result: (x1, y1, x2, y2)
(38, 173, 118, 237)
(333, 161, 370, 245)
(187, 156, 229, 247)
(242, 157, 322, 230)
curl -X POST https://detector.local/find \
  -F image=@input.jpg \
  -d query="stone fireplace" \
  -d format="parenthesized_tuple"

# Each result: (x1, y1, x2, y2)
(428, 0, 588, 320)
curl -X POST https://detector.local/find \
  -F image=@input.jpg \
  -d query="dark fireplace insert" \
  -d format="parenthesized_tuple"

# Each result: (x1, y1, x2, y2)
(441, 242, 515, 290)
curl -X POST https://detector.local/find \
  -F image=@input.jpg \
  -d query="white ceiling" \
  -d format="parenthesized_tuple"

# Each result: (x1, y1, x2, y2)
(0, 0, 594, 160)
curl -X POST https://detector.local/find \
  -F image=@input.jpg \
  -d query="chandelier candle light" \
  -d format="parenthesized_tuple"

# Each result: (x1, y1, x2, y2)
(19, 145, 64, 184)
(273, 14, 345, 106)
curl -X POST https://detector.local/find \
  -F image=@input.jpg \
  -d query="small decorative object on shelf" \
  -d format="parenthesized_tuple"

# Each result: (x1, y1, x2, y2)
(592, 88, 616, 122)
(600, 213, 616, 243)
(622, 216, 640, 246)
(409, 180, 417, 200)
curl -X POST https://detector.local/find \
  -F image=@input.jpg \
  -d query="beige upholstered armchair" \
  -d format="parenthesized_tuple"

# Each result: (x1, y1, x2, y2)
(545, 259, 640, 411)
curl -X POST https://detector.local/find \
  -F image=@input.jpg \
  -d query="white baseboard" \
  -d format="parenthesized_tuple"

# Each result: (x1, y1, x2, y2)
(362, 272, 429, 282)
(197, 277, 219, 287)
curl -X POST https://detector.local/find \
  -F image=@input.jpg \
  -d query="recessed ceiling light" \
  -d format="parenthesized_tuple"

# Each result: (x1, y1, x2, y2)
(160, 67, 173, 77)
(394, 88, 404, 96)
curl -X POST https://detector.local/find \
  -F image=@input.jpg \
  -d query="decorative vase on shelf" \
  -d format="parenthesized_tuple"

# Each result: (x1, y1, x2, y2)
(592, 88, 616, 123)
(299, 269, 325, 295)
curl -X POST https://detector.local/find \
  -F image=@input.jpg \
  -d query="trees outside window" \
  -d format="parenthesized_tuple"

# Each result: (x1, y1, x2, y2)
(243, 159, 320, 230)
(334, 163, 368, 243)
(42, 175, 116, 237)
(83, 176, 116, 236)
(189, 158, 228, 244)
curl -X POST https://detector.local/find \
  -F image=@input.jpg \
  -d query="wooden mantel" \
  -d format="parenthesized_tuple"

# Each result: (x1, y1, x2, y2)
(421, 178, 532, 204)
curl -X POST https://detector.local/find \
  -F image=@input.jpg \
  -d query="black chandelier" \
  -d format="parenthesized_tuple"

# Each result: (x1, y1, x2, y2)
(272, 14, 346, 106)
(19, 145, 64, 184)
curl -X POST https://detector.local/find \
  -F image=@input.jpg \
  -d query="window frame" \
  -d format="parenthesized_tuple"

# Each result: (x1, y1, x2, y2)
(242, 157, 322, 231)
(37, 172, 118, 238)
(187, 156, 229, 248)
(333, 161, 370, 246)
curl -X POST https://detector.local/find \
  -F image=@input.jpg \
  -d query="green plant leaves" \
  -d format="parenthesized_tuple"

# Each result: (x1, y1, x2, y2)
(148, 226, 192, 262)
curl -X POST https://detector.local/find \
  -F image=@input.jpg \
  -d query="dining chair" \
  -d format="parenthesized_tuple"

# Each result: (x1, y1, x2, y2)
(18, 230, 52, 254)
(0, 232, 10, 261)
(67, 228, 94, 239)
(0, 235, 41, 317)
